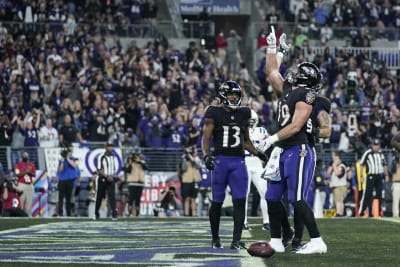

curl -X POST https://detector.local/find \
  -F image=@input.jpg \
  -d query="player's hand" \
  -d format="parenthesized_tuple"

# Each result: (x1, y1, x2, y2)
(203, 155, 215, 171)
(257, 135, 277, 153)
(279, 33, 291, 55)
(256, 151, 268, 162)
(266, 26, 276, 48)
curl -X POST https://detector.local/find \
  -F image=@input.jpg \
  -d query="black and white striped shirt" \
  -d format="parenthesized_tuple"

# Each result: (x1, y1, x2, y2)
(97, 152, 119, 177)
(360, 149, 386, 175)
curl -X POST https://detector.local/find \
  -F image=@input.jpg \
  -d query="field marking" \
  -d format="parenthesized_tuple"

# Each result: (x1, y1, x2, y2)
(0, 220, 255, 266)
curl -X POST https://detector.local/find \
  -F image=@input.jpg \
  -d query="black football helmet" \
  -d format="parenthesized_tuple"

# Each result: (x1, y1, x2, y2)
(217, 80, 242, 109)
(284, 62, 322, 90)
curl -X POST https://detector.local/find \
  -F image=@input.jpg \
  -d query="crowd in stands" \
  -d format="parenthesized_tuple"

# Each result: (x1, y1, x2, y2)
(260, 0, 400, 157)
(0, 0, 397, 168)
(271, 0, 400, 40)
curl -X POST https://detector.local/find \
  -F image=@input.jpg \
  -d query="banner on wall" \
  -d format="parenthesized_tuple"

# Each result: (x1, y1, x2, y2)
(180, 0, 240, 14)
(32, 170, 48, 218)
(139, 171, 181, 216)
(43, 147, 123, 178)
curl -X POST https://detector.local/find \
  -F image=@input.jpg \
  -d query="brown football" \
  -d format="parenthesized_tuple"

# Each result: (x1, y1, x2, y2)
(247, 241, 275, 258)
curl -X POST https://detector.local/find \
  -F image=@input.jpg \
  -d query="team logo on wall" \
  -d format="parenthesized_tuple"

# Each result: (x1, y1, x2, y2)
(84, 148, 123, 175)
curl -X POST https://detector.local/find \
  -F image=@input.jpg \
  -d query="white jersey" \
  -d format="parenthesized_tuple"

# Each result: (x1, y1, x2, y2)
(245, 126, 269, 167)
(38, 126, 59, 147)
(244, 126, 269, 225)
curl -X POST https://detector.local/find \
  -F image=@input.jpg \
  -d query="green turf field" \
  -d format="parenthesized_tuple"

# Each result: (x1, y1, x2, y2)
(0, 217, 399, 267)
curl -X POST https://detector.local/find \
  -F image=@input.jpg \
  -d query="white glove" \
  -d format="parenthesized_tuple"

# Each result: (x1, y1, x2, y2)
(266, 26, 276, 49)
(256, 134, 279, 153)
(279, 33, 291, 55)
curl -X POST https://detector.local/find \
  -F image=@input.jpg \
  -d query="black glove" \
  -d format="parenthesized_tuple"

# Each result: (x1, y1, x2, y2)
(256, 151, 268, 162)
(203, 155, 215, 171)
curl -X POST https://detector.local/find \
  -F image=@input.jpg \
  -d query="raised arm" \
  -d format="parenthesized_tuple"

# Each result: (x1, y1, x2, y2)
(265, 26, 284, 96)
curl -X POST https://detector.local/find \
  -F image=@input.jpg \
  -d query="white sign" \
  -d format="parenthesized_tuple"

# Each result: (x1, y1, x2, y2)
(44, 147, 123, 177)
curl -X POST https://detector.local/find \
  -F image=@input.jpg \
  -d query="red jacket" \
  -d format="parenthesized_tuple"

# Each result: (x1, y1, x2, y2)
(15, 161, 36, 184)
(2, 188, 22, 210)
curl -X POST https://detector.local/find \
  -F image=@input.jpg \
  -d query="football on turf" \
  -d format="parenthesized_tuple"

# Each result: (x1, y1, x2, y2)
(247, 242, 275, 258)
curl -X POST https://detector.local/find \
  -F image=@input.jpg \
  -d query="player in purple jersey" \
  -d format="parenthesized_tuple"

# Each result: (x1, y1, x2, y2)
(201, 80, 267, 250)
(257, 26, 327, 254)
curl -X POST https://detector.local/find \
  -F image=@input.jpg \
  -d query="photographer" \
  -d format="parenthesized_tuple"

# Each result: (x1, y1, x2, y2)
(179, 146, 201, 216)
(158, 182, 181, 217)
(124, 151, 148, 216)
(14, 151, 36, 216)
(344, 71, 362, 107)
(57, 148, 79, 217)
(1, 176, 28, 217)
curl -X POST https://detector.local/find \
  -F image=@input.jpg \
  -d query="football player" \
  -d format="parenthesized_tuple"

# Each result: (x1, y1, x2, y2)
(269, 33, 332, 251)
(244, 110, 270, 231)
(201, 81, 267, 249)
(257, 26, 327, 254)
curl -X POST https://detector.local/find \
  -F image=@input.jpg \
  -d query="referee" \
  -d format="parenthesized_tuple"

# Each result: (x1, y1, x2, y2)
(358, 139, 389, 217)
(95, 142, 120, 220)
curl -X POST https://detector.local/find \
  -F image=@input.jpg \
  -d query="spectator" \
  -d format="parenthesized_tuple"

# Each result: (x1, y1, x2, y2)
(215, 30, 227, 64)
(21, 111, 40, 148)
(14, 151, 36, 216)
(198, 6, 210, 37)
(59, 114, 83, 147)
(38, 118, 59, 147)
(57, 148, 79, 217)
(226, 30, 241, 74)
(265, 5, 280, 30)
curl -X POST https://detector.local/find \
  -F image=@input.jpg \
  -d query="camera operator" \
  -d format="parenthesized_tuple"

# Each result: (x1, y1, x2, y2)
(179, 146, 201, 216)
(14, 151, 36, 216)
(124, 151, 148, 216)
(1, 175, 28, 217)
(344, 71, 362, 107)
(57, 148, 79, 217)
(158, 182, 181, 217)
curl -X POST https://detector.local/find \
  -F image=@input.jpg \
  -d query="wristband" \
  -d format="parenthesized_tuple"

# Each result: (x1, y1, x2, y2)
(270, 134, 279, 143)
(267, 47, 277, 54)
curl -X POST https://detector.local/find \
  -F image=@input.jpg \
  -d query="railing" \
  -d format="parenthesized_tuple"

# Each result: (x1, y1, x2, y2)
(182, 20, 215, 38)
(0, 21, 158, 38)
(1, 145, 397, 176)
(252, 21, 400, 42)
(254, 45, 400, 70)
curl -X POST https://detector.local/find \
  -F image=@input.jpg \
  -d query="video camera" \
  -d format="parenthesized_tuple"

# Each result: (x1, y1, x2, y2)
(60, 149, 69, 158)
(3, 175, 21, 194)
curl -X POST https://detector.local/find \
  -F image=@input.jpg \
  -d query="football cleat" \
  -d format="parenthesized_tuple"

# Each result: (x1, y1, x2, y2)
(262, 223, 270, 231)
(282, 227, 294, 248)
(268, 238, 285, 253)
(230, 241, 246, 249)
(291, 237, 303, 251)
(243, 223, 251, 231)
(212, 239, 223, 249)
(296, 237, 327, 254)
